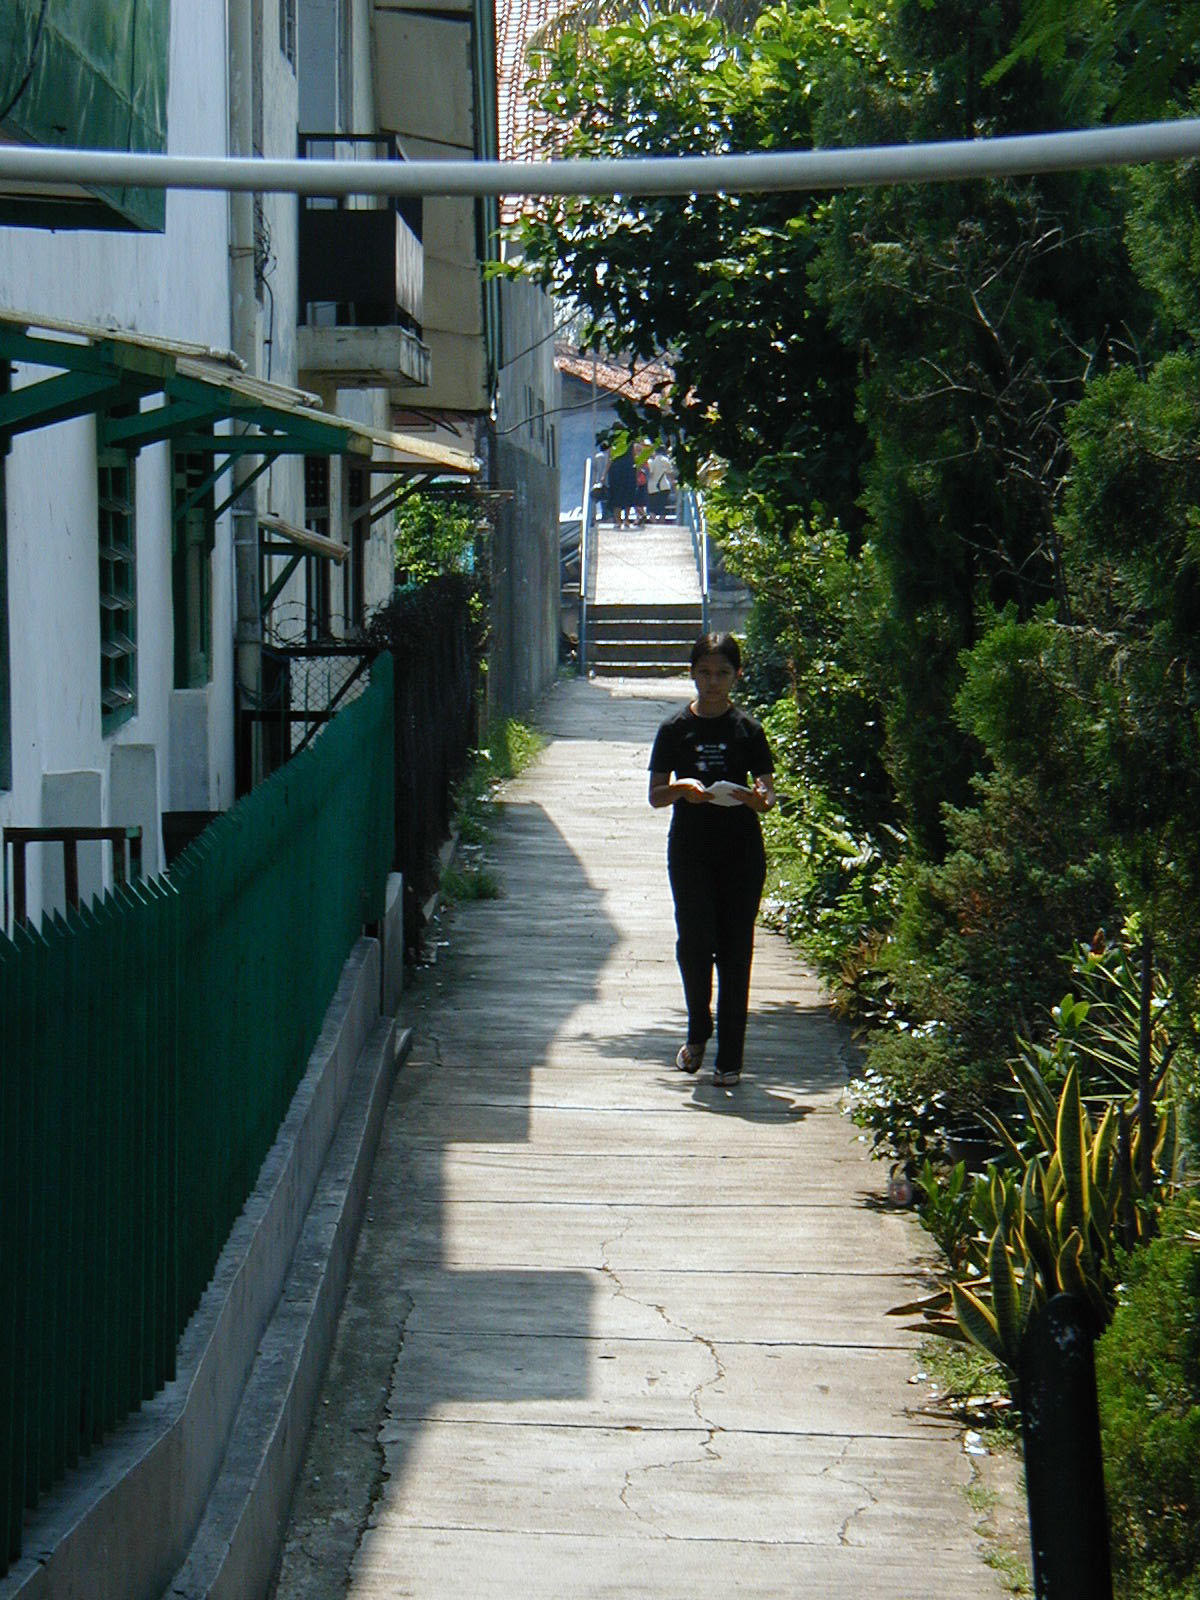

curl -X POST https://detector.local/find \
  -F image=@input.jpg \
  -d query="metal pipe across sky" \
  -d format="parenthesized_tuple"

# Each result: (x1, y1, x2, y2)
(1, 118, 1199, 199)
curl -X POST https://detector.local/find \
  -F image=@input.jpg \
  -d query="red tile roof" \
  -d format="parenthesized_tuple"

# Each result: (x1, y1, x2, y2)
(496, 0, 571, 225)
(555, 343, 674, 407)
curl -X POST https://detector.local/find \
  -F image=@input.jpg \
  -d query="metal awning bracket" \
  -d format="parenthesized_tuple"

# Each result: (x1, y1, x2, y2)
(261, 553, 303, 614)
(209, 454, 273, 522)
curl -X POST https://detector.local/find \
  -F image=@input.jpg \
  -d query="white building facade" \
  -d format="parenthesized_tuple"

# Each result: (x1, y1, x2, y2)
(0, 0, 470, 929)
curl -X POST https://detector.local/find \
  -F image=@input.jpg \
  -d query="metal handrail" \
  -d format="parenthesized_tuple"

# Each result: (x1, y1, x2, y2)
(578, 455, 594, 675)
(680, 488, 710, 634)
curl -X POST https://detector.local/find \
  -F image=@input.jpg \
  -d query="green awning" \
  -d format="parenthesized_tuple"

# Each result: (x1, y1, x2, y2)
(0, 308, 480, 473)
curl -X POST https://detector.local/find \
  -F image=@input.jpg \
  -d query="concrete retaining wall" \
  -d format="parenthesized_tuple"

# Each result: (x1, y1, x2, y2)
(1, 938, 396, 1600)
(489, 440, 561, 723)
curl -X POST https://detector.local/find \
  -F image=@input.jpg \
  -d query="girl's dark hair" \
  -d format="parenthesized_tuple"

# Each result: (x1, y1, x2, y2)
(690, 632, 741, 672)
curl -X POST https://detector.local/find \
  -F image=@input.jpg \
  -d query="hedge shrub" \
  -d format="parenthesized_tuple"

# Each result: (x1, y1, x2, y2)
(1096, 1195, 1200, 1600)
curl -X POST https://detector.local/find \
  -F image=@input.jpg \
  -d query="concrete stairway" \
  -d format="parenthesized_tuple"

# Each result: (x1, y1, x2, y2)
(586, 602, 703, 676)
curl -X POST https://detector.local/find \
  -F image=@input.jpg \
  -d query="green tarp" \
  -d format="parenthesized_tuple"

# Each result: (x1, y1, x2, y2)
(0, 0, 170, 232)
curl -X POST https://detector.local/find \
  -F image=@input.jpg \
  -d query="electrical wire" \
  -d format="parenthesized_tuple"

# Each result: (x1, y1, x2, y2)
(495, 363, 672, 436)
(499, 306, 578, 370)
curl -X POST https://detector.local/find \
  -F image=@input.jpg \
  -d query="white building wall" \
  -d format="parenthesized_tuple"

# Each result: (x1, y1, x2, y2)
(0, 0, 233, 923)
(260, 0, 399, 644)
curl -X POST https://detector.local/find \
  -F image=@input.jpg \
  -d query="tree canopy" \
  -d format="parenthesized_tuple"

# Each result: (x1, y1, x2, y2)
(516, 0, 1200, 1147)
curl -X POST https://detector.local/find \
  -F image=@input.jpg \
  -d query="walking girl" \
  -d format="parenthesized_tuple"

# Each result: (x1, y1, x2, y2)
(648, 634, 775, 1086)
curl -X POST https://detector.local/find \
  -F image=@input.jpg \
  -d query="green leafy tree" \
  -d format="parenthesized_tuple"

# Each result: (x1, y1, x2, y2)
(393, 494, 480, 588)
(518, 4, 882, 526)
(809, 0, 1144, 850)
(993, 0, 1200, 120)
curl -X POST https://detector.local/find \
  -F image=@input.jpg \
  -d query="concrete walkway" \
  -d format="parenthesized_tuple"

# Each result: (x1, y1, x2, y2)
(272, 676, 1017, 1600)
(592, 519, 703, 606)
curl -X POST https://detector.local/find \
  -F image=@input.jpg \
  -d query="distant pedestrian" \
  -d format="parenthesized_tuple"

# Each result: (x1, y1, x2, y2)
(590, 436, 610, 524)
(648, 633, 775, 1087)
(646, 447, 676, 520)
(633, 439, 652, 525)
(606, 437, 637, 526)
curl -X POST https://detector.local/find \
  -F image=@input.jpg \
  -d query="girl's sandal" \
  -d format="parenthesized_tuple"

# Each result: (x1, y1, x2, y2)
(675, 1042, 705, 1074)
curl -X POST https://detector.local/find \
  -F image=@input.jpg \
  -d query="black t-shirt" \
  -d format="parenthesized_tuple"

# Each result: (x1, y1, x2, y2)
(649, 704, 774, 835)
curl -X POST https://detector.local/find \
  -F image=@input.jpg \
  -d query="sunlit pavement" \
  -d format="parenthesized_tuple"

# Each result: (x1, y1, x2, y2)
(273, 675, 1025, 1600)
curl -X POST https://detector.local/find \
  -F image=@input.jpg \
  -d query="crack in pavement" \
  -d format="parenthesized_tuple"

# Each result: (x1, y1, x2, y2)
(599, 1219, 728, 1538)
(818, 1438, 879, 1547)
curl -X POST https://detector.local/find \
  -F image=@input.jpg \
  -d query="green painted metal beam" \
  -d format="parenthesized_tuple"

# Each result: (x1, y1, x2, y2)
(0, 326, 122, 376)
(171, 428, 347, 457)
(210, 456, 273, 522)
(0, 321, 368, 461)
(101, 400, 228, 453)
(0, 372, 137, 441)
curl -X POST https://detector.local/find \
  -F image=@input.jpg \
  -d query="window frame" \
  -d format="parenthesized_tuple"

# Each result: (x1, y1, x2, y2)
(280, 0, 297, 68)
(172, 447, 216, 689)
(98, 440, 137, 732)
(304, 454, 332, 643)
(0, 378, 10, 791)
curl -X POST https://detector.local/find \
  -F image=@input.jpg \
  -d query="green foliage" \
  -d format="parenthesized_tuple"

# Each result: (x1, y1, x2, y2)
(1097, 1196, 1200, 1600)
(844, 1054, 963, 1169)
(759, 692, 901, 990)
(990, 1, 1200, 121)
(479, 719, 547, 782)
(393, 494, 480, 587)
(867, 765, 1117, 1108)
(436, 719, 546, 904)
(907, 1046, 1179, 1373)
(723, 501, 902, 1022)
(914, 1158, 975, 1268)
(718, 505, 893, 830)
(518, 4, 881, 522)
(440, 861, 502, 902)
(1126, 109, 1200, 343)
(451, 719, 547, 848)
(1055, 352, 1200, 986)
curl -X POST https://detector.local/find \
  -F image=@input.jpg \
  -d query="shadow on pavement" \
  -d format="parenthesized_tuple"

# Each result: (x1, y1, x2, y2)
(271, 798, 619, 1599)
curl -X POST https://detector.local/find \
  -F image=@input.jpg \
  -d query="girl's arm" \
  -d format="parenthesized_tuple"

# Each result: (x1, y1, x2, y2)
(649, 772, 711, 808)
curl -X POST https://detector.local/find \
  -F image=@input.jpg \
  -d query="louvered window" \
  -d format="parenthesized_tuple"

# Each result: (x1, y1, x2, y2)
(280, 0, 297, 67)
(304, 455, 332, 642)
(172, 449, 214, 687)
(98, 448, 136, 728)
(0, 389, 9, 790)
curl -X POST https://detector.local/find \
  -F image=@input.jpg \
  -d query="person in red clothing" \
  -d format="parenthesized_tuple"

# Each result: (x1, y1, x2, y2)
(648, 633, 775, 1087)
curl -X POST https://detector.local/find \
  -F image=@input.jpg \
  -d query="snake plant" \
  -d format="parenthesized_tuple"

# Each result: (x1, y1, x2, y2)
(896, 1056, 1178, 1373)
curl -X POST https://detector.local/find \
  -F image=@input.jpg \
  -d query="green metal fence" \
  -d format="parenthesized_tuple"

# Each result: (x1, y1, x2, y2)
(0, 653, 393, 1573)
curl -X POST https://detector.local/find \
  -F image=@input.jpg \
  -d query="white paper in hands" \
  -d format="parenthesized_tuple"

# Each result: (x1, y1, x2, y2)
(705, 779, 747, 807)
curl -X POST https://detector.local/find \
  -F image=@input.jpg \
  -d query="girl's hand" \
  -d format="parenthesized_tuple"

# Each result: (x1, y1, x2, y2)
(676, 778, 712, 804)
(742, 777, 775, 813)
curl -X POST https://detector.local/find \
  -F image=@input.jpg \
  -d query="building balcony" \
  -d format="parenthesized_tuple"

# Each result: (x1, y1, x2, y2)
(297, 134, 430, 388)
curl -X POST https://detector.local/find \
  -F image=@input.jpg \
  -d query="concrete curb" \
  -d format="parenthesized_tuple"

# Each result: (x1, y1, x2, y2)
(166, 1017, 412, 1599)
(1, 937, 395, 1600)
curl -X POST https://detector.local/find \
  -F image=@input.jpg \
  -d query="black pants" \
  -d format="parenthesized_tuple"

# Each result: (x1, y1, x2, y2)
(667, 821, 766, 1074)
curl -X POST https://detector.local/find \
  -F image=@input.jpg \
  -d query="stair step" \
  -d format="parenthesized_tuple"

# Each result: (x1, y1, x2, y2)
(589, 660, 691, 677)
(591, 640, 693, 665)
(587, 603, 702, 624)
(588, 627, 699, 645)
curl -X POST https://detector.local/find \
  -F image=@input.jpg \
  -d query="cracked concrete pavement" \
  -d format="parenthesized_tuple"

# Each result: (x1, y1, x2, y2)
(271, 675, 1021, 1600)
